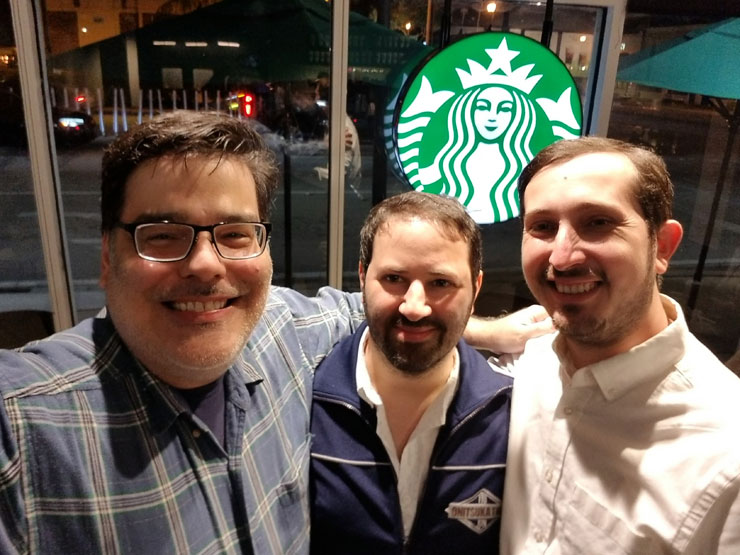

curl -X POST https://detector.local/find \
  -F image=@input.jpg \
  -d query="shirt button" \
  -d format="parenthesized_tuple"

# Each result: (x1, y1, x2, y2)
(564, 407, 573, 415)
(534, 530, 545, 543)
(192, 429, 202, 438)
(545, 468, 554, 483)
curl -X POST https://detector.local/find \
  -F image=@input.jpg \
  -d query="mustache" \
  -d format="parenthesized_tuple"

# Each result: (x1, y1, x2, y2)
(546, 265, 600, 280)
(393, 315, 442, 329)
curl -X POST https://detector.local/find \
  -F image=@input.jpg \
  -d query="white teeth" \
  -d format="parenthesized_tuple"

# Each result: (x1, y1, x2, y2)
(172, 300, 227, 312)
(556, 282, 597, 294)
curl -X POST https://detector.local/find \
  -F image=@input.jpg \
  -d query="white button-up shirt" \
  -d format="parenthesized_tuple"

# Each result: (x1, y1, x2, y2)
(499, 296, 740, 554)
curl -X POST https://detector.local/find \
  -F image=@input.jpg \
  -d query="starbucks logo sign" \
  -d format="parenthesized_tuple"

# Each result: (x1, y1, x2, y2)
(395, 33, 582, 224)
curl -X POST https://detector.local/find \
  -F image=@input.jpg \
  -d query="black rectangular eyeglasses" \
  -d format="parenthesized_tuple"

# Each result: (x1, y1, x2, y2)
(114, 221, 271, 262)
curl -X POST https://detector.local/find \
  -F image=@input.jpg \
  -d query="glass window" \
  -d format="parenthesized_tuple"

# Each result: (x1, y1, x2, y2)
(15, 0, 734, 368)
(608, 14, 740, 371)
(343, 0, 608, 310)
(0, 0, 53, 345)
(42, 0, 339, 313)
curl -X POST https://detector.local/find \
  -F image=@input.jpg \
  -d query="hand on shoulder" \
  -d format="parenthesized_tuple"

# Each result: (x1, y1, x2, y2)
(464, 305, 553, 354)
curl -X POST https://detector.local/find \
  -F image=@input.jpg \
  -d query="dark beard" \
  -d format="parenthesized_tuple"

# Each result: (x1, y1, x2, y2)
(366, 308, 470, 377)
(375, 316, 448, 375)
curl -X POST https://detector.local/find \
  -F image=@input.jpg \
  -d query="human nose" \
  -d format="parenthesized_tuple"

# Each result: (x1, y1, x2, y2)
(549, 224, 586, 270)
(398, 280, 432, 321)
(178, 230, 227, 279)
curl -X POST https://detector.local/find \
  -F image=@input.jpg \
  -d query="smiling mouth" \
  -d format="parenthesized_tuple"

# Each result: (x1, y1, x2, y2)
(169, 299, 231, 312)
(554, 282, 598, 294)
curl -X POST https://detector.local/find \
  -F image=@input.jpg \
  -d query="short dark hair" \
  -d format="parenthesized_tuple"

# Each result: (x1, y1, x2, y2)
(100, 111, 279, 232)
(518, 137, 674, 235)
(359, 192, 482, 287)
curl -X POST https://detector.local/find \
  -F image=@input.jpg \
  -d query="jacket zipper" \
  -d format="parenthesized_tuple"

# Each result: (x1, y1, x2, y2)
(403, 384, 512, 552)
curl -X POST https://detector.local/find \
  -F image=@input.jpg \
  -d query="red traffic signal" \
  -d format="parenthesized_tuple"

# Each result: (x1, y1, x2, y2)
(237, 92, 255, 118)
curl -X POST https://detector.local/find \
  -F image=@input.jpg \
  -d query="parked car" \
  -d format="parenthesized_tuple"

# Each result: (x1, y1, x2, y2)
(0, 86, 97, 147)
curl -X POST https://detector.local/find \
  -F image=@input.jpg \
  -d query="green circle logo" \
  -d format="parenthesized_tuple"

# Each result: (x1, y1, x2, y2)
(396, 32, 582, 224)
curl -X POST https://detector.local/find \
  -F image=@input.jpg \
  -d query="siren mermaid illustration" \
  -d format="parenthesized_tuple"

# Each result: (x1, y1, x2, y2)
(396, 36, 581, 224)
(421, 84, 534, 223)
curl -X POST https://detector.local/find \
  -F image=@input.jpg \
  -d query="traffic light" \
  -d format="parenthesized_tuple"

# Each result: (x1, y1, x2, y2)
(238, 92, 255, 118)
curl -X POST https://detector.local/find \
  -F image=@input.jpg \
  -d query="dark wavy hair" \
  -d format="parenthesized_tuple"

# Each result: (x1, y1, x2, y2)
(100, 111, 279, 232)
(518, 136, 674, 235)
(359, 191, 482, 288)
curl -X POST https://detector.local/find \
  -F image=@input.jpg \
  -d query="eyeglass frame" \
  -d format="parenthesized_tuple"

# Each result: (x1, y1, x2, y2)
(113, 220, 272, 262)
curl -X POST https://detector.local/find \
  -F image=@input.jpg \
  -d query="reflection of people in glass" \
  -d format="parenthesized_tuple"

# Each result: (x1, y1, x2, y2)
(417, 84, 536, 223)
(313, 73, 362, 188)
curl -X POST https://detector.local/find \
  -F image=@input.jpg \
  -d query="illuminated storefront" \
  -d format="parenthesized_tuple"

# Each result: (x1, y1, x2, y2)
(1, 0, 738, 370)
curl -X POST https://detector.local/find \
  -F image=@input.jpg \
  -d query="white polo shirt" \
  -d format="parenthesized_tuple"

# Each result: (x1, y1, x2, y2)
(355, 327, 460, 538)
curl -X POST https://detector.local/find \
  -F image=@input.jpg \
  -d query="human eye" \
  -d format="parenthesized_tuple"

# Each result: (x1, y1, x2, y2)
(582, 216, 616, 236)
(587, 216, 613, 228)
(383, 274, 402, 284)
(217, 224, 256, 246)
(525, 219, 557, 237)
(431, 278, 452, 288)
(138, 224, 187, 244)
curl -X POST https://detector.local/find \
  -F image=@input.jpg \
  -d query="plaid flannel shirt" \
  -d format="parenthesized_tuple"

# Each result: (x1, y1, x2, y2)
(0, 286, 363, 555)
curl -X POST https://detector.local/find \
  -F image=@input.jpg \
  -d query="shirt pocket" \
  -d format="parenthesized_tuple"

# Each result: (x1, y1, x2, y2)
(562, 483, 668, 555)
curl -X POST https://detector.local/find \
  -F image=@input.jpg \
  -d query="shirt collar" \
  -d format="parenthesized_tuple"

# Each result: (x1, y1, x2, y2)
(554, 295, 687, 401)
(356, 327, 460, 421)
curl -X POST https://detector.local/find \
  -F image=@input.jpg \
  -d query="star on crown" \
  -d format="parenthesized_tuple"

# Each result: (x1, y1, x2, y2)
(456, 37, 542, 94)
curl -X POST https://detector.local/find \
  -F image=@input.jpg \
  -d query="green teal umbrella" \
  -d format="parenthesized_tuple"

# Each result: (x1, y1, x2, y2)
(134, 0, 427, 84)
(617, 18, 740, 318)
(617, 18, 740, 99)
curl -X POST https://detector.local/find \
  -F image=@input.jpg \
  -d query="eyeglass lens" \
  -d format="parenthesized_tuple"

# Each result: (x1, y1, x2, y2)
(134, 223, 266, 261)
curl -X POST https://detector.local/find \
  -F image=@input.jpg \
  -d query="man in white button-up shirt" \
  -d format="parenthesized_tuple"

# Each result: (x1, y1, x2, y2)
(498, 137, 740, 554)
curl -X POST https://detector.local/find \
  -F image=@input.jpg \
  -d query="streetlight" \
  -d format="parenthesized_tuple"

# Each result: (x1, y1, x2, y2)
(404, 21, 411, 35)
(486, 2, 496, 30)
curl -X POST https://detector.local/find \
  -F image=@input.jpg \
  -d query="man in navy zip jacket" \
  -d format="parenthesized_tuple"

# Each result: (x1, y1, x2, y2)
(310, 192, 511, 554)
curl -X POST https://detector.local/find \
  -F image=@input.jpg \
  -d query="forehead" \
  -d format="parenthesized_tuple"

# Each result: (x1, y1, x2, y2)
(372, 217, 470, 265)
(525, 152, 640, 212)
(121, 155, 259, 219)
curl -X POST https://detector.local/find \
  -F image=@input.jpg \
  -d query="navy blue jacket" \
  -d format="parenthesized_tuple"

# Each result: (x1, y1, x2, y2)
(310, 323, 512, 555)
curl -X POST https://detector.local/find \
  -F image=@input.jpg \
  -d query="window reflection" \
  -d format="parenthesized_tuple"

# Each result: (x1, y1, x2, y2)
(1, 0, 730, 366)
(0, 0, 52, 337)
(609, 16, 740, 369)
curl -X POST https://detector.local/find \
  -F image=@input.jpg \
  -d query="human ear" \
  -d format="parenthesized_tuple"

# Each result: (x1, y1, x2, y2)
(471, 271, 483, 311)
(100, 233, 111, 288)
(358, 261, 366, 291)
(655, 220, 683, 275)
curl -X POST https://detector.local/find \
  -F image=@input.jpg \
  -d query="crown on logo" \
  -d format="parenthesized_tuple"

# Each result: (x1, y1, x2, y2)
(456, 37, 542, 94)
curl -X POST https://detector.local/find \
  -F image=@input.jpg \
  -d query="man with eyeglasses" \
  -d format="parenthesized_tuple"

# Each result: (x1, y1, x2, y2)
(0, 111, 547, 554)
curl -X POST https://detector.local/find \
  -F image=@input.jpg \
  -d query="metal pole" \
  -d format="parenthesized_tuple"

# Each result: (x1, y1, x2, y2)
(441, 0, 452, 47)
(686, 101, 740, 320)
(283, 151, 293, 288)
(425, 0, 434, 44)
(9, 0, 76, 330)
(97, 87, 105, 135)
(327, 0, 349, 289)
(120, 88, 128, 132)
(541, 0, 554, 47)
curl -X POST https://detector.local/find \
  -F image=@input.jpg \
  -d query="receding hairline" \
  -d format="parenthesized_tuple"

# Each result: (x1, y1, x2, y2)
(525, 150, 642, 202)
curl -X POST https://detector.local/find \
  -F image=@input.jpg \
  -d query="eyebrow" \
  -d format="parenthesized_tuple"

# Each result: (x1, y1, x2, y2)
(377, 264, 462, 280)
(524, 202, 619, 217)
(129, 212, 261, 224)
